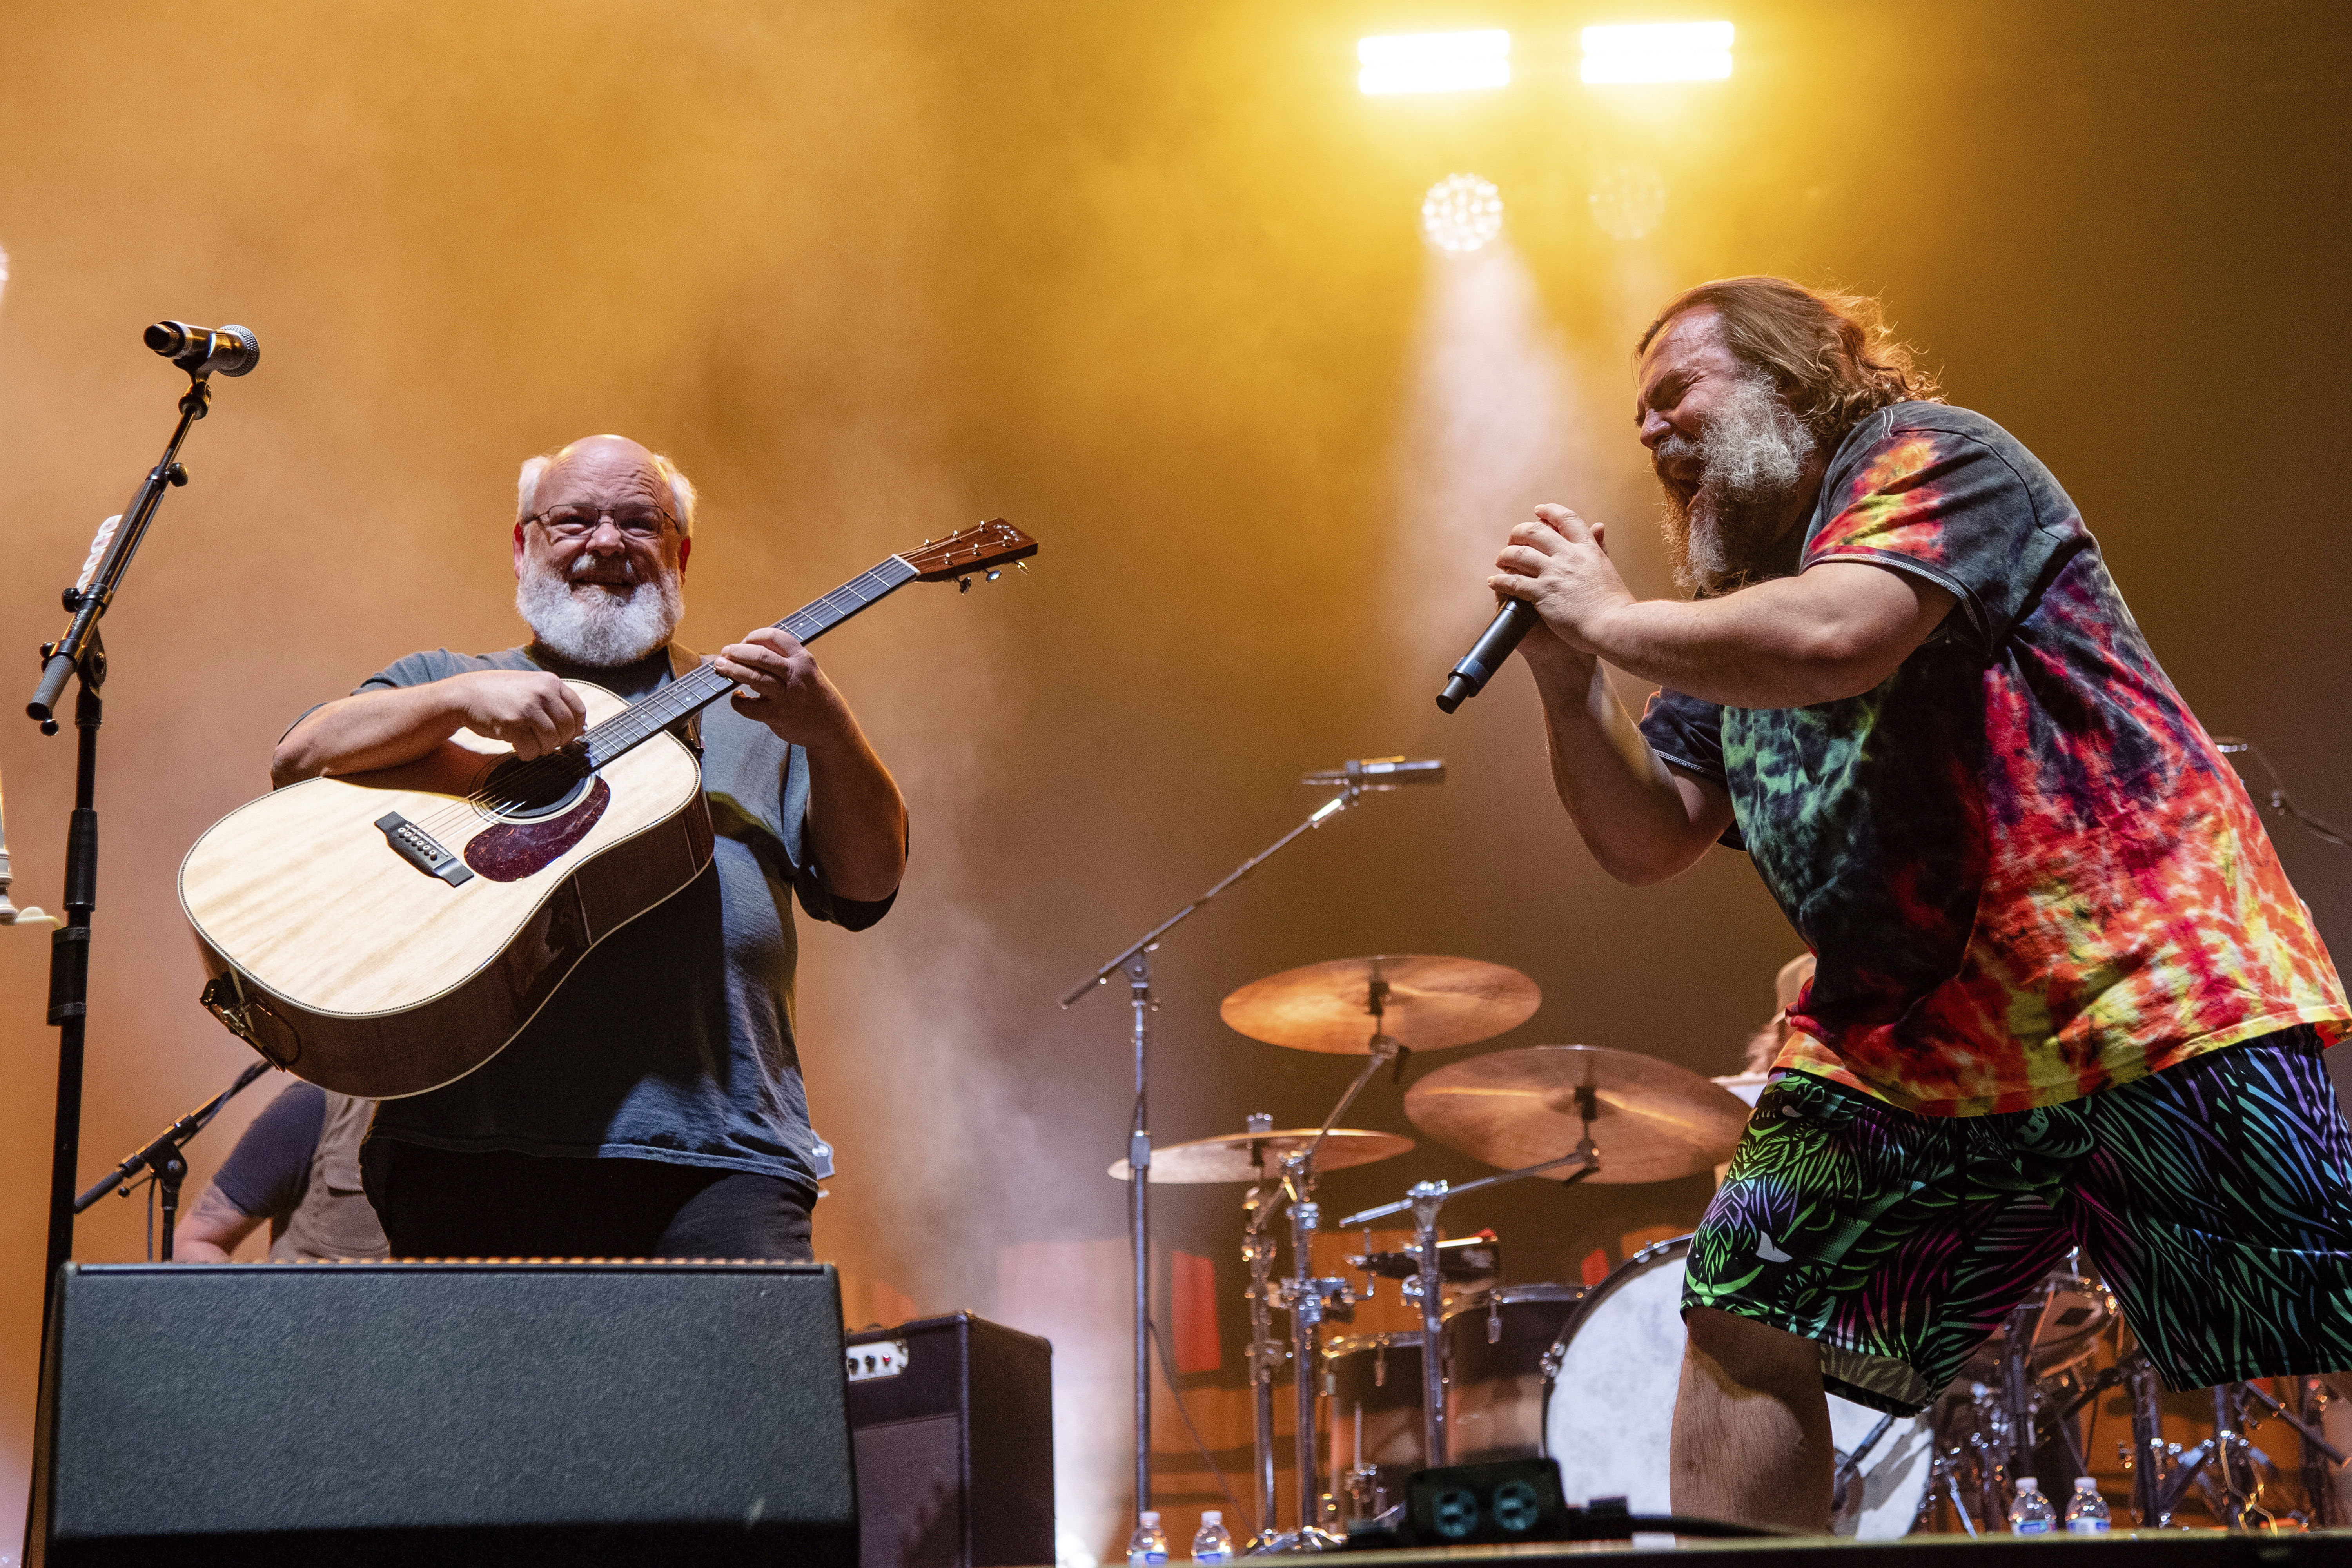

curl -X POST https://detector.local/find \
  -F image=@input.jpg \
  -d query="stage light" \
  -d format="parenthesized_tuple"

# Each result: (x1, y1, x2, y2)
(1359, 31, 1511, 95)
(1581, 22, 1734, 84)
(1588, 163, 1668, 240)
(1420, 174, 1505, 255)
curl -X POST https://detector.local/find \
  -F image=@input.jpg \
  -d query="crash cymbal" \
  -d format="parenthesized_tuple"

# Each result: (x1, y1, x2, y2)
(1219, 955, 1540, 1054)
(1403, 1044, 1749, 1184)
(1108, 1127, 1414, 1185)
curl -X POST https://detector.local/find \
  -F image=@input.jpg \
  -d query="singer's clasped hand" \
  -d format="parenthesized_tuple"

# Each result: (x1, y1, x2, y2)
(1489, 503, 1634, 662)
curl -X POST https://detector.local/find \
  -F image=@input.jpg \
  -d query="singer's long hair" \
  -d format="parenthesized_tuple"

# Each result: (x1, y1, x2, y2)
(1637, 277, 1942, 443)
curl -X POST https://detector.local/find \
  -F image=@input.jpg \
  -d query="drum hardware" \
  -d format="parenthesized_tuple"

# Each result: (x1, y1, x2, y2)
(1212, 951, 1539, 1552)
(1340, 1132, 1601, 1472)
(1347, 1230, 1497, 1285)
(2124, 1374, 2308, 1529)
(1831, 1412, 1899, 1517)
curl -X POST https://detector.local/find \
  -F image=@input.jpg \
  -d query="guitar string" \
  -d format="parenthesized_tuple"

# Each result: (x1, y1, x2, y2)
(404, 577, 884, 838)
(402, 531, 1011, 837)
(401, 558, 922, 843)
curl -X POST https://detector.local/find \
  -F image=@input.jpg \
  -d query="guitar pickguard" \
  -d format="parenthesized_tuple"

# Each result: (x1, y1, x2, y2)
(462, 778, 612, 882)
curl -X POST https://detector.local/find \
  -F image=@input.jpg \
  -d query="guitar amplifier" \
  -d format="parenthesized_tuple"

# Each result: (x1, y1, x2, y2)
(846, 1313, 1053, 1568)
(31, 1261, 857, 1567)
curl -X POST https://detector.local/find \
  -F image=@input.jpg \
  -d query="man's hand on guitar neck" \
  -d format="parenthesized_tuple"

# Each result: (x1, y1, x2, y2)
(270, 671, 587, 788)
(715, 627, 909, 904)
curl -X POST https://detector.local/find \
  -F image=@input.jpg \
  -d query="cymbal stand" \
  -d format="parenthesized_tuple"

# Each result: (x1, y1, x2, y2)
(1062, 769, 1398, 1521)
(1341, 1104, 1601, 1472)
(1239, 1118, 1283, 1548)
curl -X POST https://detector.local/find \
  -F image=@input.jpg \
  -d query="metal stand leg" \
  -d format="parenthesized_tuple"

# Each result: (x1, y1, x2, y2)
(1125, 956, 1153, 1520)
(1243, 1179, 1281, 1545)
(1285, 1186, 1331, 1540)
(2124, 1352, 2167, 1526)
(1408, 1183, 1450, 1472)
(1998, 1300, 2038, 1484)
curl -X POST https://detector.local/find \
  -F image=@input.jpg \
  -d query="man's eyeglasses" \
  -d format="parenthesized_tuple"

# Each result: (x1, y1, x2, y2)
(527, 505, 677, 542)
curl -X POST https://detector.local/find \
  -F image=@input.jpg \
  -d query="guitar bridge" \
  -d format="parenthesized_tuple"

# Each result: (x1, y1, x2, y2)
(376, 812, 475, 887)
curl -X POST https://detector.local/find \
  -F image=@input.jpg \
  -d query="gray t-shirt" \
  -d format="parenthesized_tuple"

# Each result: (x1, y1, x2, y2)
(354, 644, 892, 1196)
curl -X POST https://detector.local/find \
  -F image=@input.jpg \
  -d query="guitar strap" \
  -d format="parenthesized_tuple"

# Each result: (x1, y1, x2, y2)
(665, 642, 708, 759)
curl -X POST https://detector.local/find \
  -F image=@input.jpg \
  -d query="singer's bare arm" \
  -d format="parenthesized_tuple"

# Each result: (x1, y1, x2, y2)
(1492, 506, 1954, 710)
(1521, 632, 1734, 886)
(271, 671, 588, 788)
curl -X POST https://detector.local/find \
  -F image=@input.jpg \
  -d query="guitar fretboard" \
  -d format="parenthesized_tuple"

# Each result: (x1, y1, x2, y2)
(582, 554, 920, 768)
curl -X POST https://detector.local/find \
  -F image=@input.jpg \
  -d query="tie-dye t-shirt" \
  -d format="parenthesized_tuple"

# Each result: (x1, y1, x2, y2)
(1639, 402, 2347, 1117)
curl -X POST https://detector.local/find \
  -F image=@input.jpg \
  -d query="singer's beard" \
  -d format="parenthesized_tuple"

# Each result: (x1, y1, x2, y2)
(516, 554, 684, 667)
(1655, 375, 1819, 597)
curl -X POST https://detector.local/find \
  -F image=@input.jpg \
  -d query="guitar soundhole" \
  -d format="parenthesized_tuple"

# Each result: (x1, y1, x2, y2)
(480, 751, 594, 822)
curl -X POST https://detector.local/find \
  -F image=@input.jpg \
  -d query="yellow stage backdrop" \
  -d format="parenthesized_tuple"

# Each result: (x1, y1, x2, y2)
(0, 1, 2345, 1557)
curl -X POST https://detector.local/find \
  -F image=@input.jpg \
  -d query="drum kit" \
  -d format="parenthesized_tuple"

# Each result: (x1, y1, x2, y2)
(1113, 950, 1944, 1549)
(1116, 950, 2352, 1546)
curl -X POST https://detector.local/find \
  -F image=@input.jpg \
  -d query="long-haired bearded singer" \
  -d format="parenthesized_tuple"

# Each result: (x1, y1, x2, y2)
(1488, 276, 2352, 1530)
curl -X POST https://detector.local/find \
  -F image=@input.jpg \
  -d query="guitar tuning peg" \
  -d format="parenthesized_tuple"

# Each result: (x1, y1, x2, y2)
(1015, 561, 1028, 575)
(957, 576, 972, 593)
(985, 568, 1001, 581)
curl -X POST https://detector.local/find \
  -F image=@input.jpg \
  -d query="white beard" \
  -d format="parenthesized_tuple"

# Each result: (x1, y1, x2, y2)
(515, 555, 683, 667)
(1657, 374, 1818, 596)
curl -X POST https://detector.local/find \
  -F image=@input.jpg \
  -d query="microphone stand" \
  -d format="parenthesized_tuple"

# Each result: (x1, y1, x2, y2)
(1059, 764, 1414, 1524)
(24, 366, 220, 1322)
(74, 1060, 272, 1260)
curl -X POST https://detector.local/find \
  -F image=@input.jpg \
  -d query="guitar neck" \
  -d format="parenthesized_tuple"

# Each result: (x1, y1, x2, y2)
(581, 554, 920, 767)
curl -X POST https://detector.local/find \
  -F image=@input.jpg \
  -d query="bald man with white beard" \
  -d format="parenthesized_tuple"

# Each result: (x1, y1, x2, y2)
(274, 435, 906, 1261)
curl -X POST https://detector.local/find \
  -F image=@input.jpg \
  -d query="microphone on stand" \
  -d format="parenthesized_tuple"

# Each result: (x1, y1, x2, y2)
(1436, 599, 1541, 713)
(143, 321, 260, 377)
(1301, 757, 1446, 790)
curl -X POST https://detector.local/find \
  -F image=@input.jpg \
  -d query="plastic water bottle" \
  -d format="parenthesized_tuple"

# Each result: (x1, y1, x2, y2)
(2063, 1477, 2111, 1534)
(1127, 1510, 1170, 1566)
(2007, 1477, 2056, 1534)
(1191, 1510, 1235, 1562)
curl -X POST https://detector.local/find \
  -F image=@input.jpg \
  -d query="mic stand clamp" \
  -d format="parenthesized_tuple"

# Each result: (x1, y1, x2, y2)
(74, 1059, 272, 1260)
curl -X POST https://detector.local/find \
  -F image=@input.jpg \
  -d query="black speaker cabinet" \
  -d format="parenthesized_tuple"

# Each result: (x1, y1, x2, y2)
(846, 1313, 1052, 1568)
(31, 1261, 858, 1567)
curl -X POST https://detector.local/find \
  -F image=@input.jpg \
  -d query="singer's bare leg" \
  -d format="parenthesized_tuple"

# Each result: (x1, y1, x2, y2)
(1671, 1307, 1835, 1531)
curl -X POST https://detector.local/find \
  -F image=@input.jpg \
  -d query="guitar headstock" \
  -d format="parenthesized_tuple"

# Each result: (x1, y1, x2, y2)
(901, 519, 1038, 583)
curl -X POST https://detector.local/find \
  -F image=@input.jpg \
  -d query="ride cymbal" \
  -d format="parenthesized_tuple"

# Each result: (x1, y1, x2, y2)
(1403, 1044, 1748, 1184)
(1108, 1127, 1414, 1184)
(1219, 954, 1539, 1054)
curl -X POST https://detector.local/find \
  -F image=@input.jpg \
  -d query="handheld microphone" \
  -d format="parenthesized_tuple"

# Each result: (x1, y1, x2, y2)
(143, 321, 260, 377)
(1301, 757, 1446, 789)
(1436, 599, 1540, 713)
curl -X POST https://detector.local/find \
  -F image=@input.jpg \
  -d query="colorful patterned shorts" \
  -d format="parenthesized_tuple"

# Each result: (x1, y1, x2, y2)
(1684, 1027, 2352, 1414)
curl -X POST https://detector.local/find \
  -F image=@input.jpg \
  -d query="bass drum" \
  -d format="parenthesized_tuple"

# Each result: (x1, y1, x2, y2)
(1541, 1236, 1934, 1539)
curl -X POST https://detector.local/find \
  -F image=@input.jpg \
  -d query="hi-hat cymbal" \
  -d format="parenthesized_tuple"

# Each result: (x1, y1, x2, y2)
(1219, 955, 1540, 1054)
(1108, 1127, 1414, 1185)
(1403, 1044, 1749, 1185)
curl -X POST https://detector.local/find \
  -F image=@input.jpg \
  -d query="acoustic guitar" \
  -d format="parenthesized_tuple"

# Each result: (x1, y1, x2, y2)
(181, 519, 1037, 1099)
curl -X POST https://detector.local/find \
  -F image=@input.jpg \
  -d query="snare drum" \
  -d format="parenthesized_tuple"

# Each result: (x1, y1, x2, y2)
(1440, 1283, 1586, 1461)
(1541, 1236, 1934, 1539)
(1323, 1331, 1423, 1521)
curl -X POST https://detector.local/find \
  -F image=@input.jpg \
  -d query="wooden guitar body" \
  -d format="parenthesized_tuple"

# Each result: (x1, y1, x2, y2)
(180, 680, 714, 1099)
